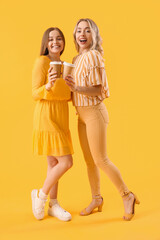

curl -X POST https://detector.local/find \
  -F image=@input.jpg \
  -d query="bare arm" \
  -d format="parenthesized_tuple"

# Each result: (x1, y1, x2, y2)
(75, 85, 102, 96)
(65, 75, 102, 96)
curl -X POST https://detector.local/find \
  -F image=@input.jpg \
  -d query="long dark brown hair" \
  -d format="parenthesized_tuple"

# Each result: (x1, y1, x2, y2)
(40, 27, 65, 56)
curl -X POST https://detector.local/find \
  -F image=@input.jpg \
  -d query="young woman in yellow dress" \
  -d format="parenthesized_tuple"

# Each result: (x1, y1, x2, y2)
(31, 27, 73, 221)
(65, 18, 140, 221)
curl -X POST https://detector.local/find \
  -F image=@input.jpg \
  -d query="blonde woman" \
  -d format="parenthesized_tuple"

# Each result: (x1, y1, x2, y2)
(31, 27, 73, 221)
(65, 18, 140, 221)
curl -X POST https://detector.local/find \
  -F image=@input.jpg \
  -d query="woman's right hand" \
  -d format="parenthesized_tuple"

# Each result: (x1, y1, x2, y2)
(65, 75, 77, 92)
(45, 67, 58, 91)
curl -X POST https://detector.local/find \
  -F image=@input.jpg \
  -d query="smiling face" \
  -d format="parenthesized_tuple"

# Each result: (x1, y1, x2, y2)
(47, 30, 64, 57)
(75, 21, 93, 54)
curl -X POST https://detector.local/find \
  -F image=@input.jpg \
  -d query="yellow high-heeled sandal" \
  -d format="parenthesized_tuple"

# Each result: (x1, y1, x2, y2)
(80, 195, 104, 216)
(122, 191, 140, 221)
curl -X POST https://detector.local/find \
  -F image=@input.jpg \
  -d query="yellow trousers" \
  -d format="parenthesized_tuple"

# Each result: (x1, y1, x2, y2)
(76, 102, 129, 197)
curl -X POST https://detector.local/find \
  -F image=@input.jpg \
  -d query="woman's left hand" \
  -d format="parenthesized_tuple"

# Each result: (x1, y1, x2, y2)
(65, 75, 77, 92)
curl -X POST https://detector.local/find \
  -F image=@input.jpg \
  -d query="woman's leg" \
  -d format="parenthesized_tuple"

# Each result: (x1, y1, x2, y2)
(86, 110, 129, 196)
(46, 157, 72, 222)
(42, 155, 73, 195)
(78, 117, 103, 214)
(85, 104, 135, 217)
(78, 118, 101, 196)
(46, 156, 58, 199)
(31, 155, 73, 220)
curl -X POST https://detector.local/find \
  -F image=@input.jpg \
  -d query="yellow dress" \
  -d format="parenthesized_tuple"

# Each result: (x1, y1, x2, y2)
(32, 55, 74, 156)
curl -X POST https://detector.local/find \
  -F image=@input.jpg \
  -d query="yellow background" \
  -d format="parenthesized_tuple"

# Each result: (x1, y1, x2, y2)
(0, 0, 160, 239)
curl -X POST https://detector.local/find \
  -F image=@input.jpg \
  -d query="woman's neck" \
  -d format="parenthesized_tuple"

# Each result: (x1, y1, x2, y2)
(79, 48, 90, 55)
(47, 53, 61, 61)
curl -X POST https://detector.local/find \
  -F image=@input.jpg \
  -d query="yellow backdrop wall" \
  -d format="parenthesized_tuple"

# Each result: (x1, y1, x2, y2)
(0, 0, 160, 239)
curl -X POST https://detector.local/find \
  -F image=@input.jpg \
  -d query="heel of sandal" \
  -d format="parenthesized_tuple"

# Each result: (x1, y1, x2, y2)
(98, 202, 103, 212)
(122, 191, 140, 221)
(135, 196, 140, 205)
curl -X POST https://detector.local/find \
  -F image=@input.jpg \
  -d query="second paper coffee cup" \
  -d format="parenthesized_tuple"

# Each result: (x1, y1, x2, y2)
(63, 62, 75, 79)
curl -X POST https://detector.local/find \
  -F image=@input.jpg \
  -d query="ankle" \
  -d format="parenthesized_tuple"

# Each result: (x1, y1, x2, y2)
(122, 193, 134, 205)
(49, 198, 58, 207)
(92, 194, 102, 200)
(39, 189, 48, 200)
(122, 191, 132, 199)
(92, 195, 103, 204)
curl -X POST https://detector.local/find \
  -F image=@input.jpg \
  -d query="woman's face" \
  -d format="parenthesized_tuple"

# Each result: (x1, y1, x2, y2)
(47, 30, 64, 56)
(76, 21, 93, 53)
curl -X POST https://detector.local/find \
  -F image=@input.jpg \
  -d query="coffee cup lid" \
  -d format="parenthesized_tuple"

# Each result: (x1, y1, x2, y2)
(50, 61, 62, 65)
(63, 62, 75, 67)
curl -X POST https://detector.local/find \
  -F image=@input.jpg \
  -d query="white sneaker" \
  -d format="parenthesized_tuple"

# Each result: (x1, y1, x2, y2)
(31, 189, 47, 220)
(48, 200, 72, 221)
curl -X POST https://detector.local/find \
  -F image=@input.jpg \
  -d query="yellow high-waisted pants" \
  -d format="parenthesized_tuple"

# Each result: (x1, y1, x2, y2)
(76, 102, 129, 197)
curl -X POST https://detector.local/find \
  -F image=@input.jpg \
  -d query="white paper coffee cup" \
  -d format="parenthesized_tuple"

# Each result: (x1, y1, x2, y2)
(62, 62, 75, 79)
(50, 61, 62, 78)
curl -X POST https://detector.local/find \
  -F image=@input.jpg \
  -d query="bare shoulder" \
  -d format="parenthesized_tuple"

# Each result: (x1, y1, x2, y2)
(72, 55, 79, 64)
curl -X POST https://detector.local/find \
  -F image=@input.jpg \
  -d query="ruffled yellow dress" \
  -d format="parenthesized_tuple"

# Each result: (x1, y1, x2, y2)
(32, 55, 74, 156)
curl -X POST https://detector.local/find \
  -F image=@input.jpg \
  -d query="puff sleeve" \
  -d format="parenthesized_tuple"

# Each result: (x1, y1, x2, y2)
(86, 50, 110, 98)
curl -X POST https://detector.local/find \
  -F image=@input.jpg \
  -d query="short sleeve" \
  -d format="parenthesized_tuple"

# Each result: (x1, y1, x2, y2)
(87, 50, 110, 98)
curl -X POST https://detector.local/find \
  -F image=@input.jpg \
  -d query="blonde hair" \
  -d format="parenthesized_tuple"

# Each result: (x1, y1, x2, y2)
(73, 18, 103, 55)
(40, 27, 65, 56)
